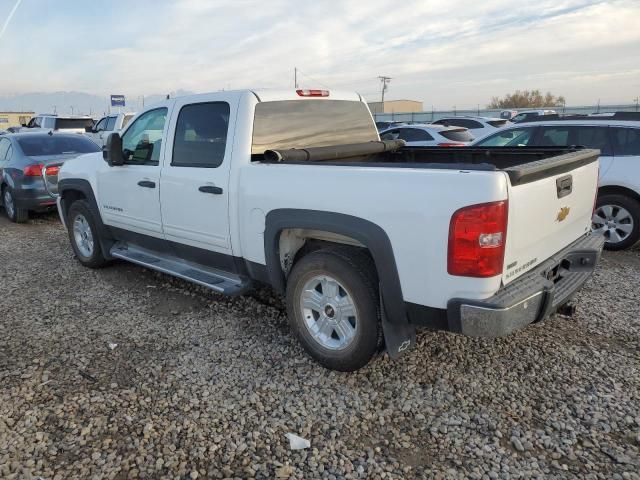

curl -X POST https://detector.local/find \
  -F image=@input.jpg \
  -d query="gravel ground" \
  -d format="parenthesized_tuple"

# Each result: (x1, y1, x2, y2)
(0, 213, 639, 480)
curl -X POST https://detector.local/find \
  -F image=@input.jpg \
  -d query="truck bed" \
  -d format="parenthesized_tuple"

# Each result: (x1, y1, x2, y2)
(259, 145, 600, 186)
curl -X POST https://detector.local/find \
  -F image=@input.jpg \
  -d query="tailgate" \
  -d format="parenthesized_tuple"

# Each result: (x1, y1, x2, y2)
(502, 149, 599, 284)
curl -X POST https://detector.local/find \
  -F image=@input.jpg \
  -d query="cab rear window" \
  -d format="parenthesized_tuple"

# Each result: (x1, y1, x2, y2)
(251, 100, 377, 156)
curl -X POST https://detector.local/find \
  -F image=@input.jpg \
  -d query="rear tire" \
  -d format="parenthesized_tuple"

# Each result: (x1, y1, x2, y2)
(3, 187, 28, 223)
(286, 247, 380, 372)
(592, 194, 640, 251)
(67, 200, 109, 268)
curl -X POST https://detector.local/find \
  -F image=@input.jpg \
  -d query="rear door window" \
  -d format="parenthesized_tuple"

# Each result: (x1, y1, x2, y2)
(537, 126, 612, 155)
(172, 102, 230, 168)
(611, 127, 640, 156)
(398, 128, 433, 142)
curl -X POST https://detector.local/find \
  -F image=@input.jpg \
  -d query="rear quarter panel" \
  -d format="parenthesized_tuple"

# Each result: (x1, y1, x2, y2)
(237, 163, 508, 309)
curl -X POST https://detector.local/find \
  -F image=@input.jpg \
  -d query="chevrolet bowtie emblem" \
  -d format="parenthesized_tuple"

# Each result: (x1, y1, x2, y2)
(556, 206, 570, 222)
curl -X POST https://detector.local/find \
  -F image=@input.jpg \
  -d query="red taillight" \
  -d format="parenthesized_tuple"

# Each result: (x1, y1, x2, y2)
(23, 164, 44, 176)
(296, 89, 329, 97)
(448, 201, 508, 277)
(45, 165, 60, 176)
(438, 142, 466, 147)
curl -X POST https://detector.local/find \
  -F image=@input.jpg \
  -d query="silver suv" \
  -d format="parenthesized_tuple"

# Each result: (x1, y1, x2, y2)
(472, 112, 640, 250)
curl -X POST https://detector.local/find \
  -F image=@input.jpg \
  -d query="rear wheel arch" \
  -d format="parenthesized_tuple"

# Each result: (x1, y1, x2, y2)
(264, 209, 408, 326)
(598, 185, 640, 204)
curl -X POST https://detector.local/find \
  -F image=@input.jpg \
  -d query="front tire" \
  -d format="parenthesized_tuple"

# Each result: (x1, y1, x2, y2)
(592, 194, 640, 251)
(286, 247, 380, 371)
(67, 200, 109, 268)
(3, 187, 28, 223)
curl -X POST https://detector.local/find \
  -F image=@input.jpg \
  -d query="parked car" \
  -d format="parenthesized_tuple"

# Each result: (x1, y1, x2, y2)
(57, 88, 602, 371)
(375, 121, 405, 131)
(471, 112, 640, 250)
(22, 114, 95, 134)
(510, 110, 557, 123)
(85, 112, 137, 146)
(500, 110, 518, 120)
(431, 116, 511, 140)
(0, 132, 100, 222)
(379, 124, 474, 146)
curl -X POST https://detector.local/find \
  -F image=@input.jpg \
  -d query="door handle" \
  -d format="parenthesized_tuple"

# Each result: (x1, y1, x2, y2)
(137, 180, 156, 188)
(199, 185, 223, 195)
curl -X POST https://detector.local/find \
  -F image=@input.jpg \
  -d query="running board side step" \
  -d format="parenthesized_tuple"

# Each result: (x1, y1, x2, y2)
(109, 243, 251, 296)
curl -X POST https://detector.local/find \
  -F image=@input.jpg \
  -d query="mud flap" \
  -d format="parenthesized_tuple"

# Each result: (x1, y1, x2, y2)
(381, 296, 416, 359)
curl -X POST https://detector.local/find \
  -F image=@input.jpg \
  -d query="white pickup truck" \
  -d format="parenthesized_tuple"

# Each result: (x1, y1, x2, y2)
(57, 89, 604, 371)
(84, 112, 136, 146)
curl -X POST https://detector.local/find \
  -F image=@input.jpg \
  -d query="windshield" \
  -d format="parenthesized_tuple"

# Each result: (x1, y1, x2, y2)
(251, 100, 377, 155)
(476, 128, 535, 147)
(54, 118, 95, 130)
(17, 135, 101, 156)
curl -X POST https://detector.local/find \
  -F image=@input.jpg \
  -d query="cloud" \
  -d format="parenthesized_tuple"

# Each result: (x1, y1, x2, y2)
(0, 0, 638, 107)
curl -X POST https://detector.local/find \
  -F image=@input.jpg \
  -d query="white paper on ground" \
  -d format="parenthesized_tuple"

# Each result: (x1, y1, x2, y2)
(285, 433, 310, 450)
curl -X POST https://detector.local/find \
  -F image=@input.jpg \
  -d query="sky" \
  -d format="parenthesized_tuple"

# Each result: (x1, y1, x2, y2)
(0, 0, 639, 110)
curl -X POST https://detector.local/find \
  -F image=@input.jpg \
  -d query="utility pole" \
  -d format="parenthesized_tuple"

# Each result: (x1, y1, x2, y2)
(294, 67, 298, 88)
(70, 105, 74, 115)
(378, 76, 391, 104)
(634, 97, 639, 112)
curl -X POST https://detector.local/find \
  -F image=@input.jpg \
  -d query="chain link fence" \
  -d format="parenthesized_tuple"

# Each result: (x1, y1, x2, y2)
(373, 104, 640, 123)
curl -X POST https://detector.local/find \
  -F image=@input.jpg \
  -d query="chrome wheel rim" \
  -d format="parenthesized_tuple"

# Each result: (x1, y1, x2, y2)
(300, 275, 358, 351)
(4, 190, 14, 218)
(73, 214, 94, 258)
(592, 204, 634, 245)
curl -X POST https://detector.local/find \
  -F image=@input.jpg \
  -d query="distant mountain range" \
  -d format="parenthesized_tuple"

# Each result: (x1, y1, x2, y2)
(0, 90, 194, 117)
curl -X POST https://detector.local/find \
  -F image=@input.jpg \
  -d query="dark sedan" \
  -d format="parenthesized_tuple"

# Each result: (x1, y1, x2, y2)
(0, 132, 100, 222)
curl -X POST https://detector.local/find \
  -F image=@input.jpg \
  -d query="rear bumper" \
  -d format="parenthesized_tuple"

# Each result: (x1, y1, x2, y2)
(407, 233, 604, 337)
(13, 187, 57, 210)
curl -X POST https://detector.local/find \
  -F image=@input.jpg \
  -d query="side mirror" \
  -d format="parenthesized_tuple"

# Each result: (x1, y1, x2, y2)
(85, 126, 94, 133)
(103, 133, 125, 166)
(21, 123, 27, 127)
